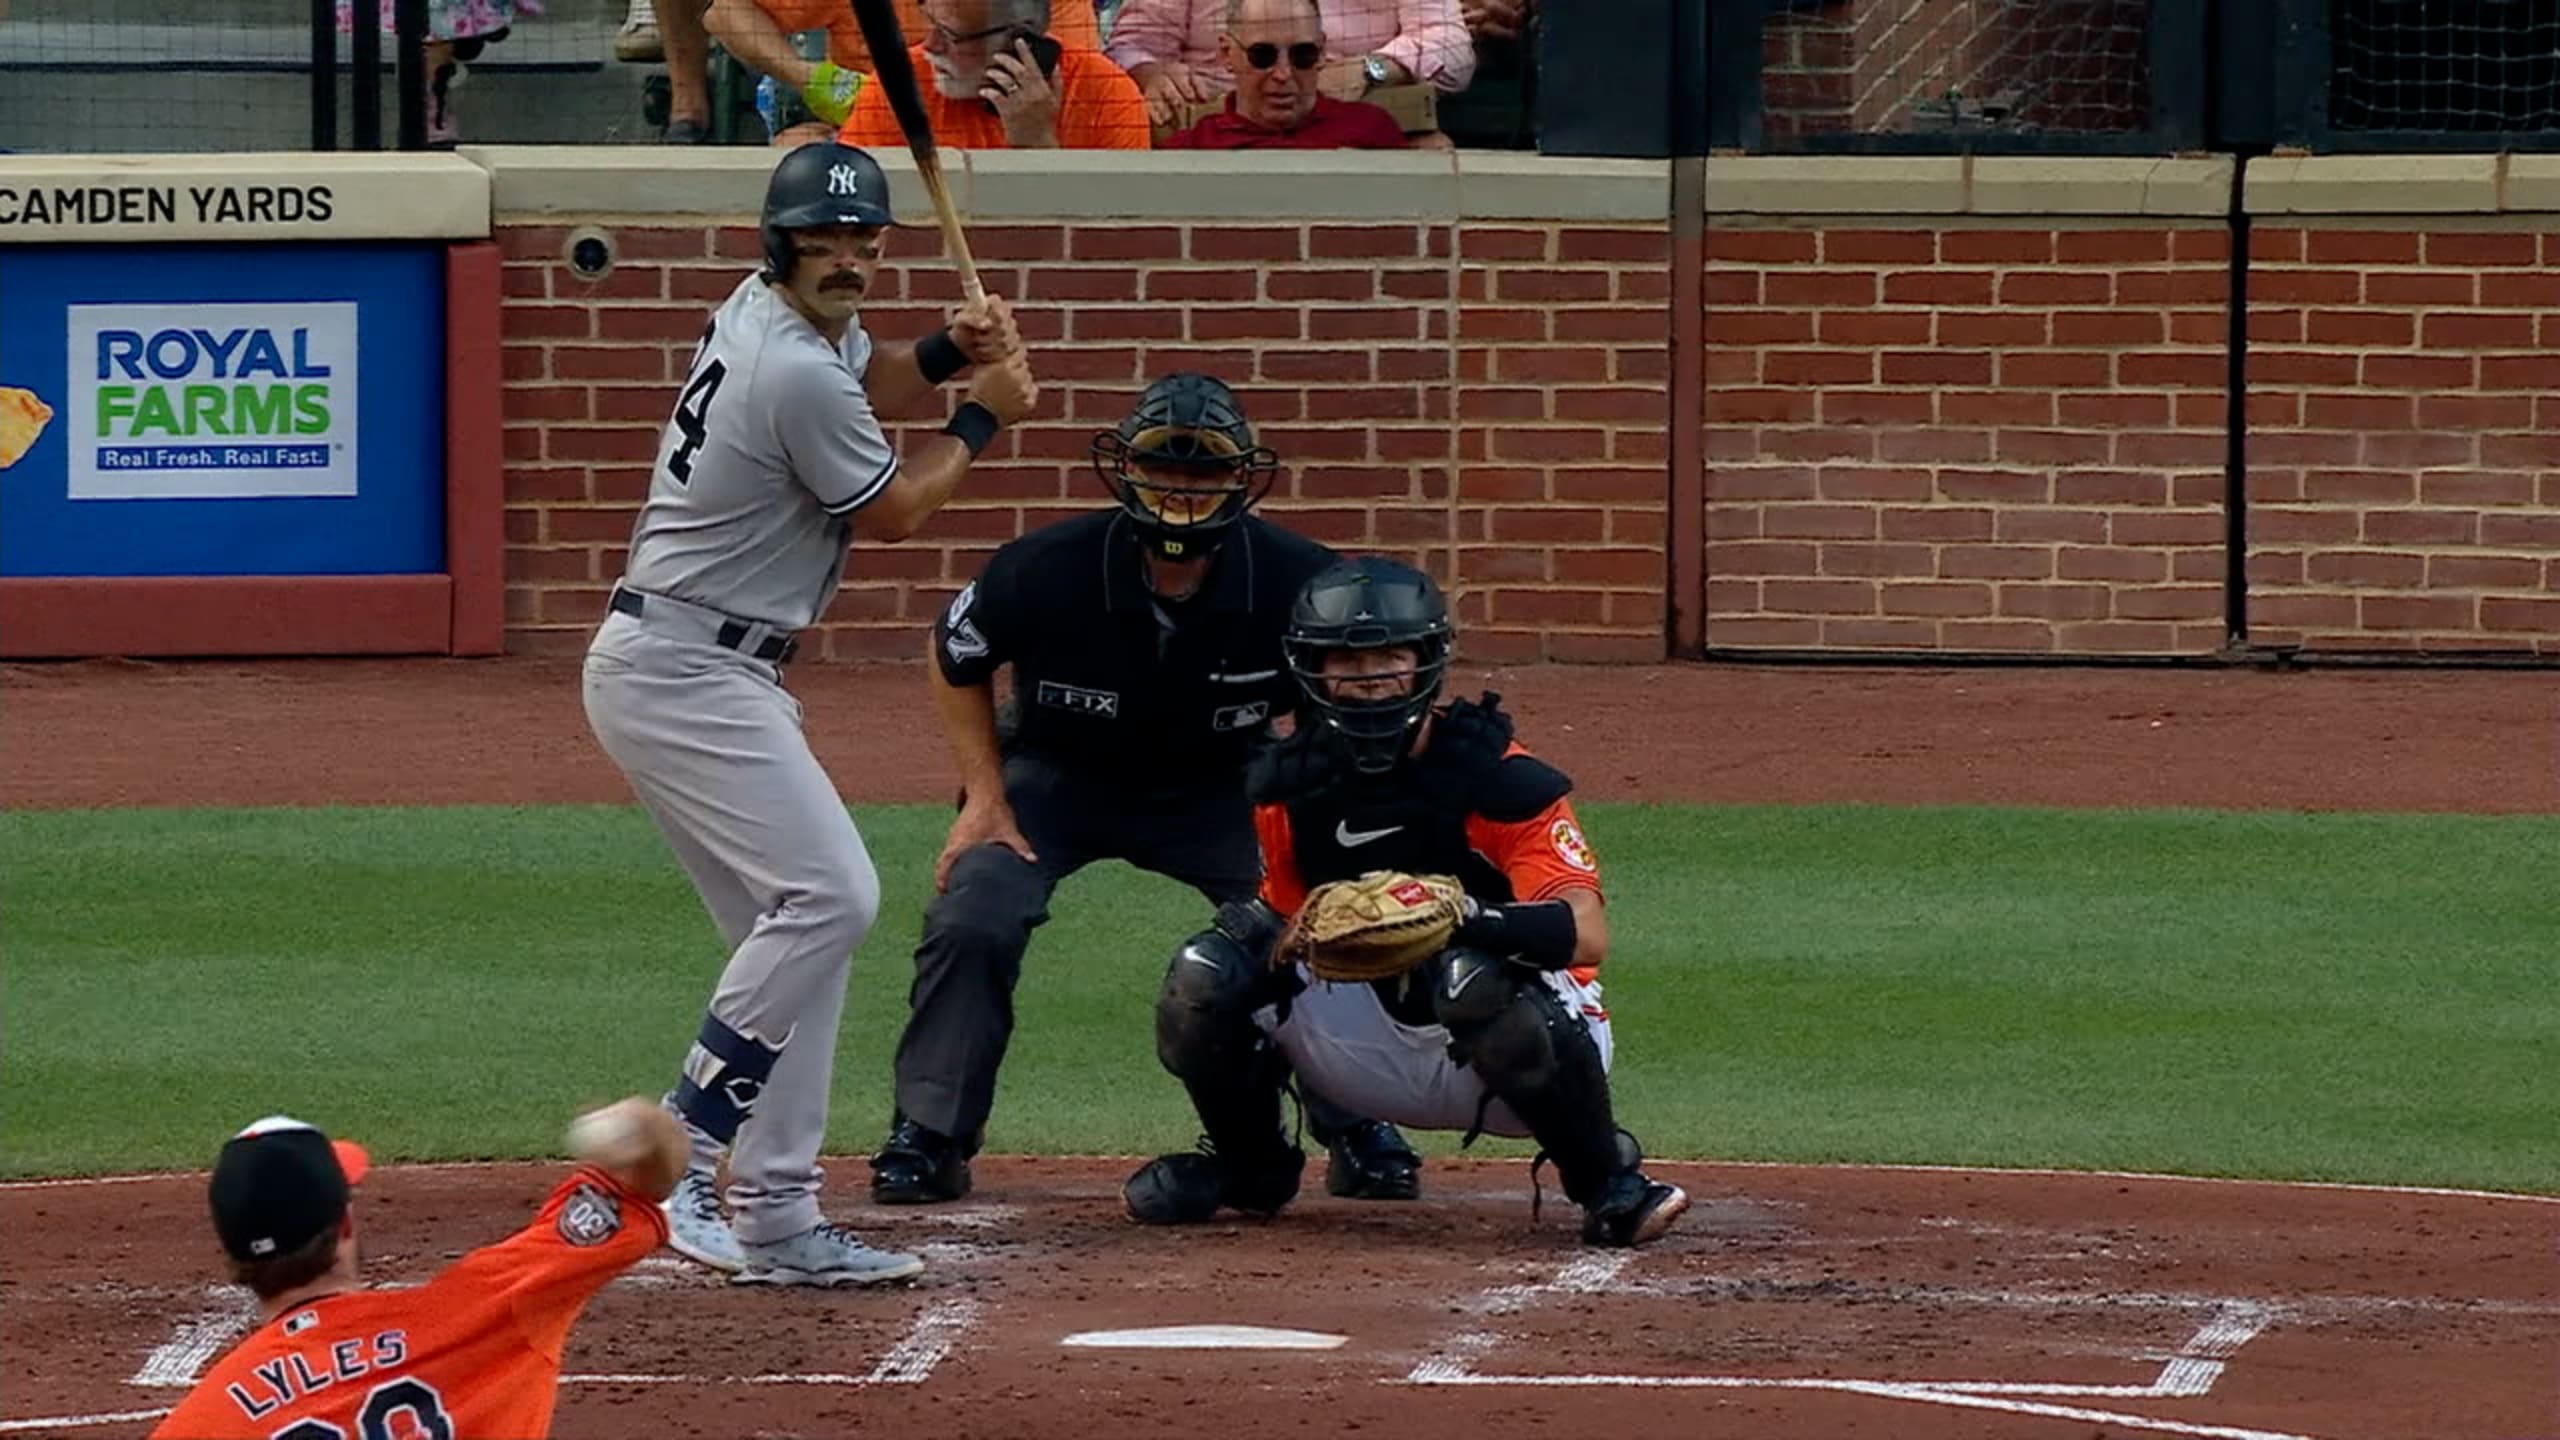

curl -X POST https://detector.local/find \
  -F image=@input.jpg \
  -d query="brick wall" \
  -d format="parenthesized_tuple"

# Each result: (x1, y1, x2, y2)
(1703, 223, 2232, 654)
(1763, 0, 2150, 139)
(2243, 228, 2560, 650)
(496, 219, 1669, 661)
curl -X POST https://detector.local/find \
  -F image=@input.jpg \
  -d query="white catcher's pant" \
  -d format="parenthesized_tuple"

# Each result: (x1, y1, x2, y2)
(582, 610, 880, 1244)
(1254, 968, 1614, 1138)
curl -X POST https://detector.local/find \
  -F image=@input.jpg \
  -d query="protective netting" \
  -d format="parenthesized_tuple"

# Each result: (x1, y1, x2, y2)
(1762, 0, 2152, 142)
(2327, 0, 2560, 133)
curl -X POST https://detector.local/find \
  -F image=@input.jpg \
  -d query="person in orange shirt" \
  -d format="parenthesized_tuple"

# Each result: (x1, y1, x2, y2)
(1121, 557, 1692, 1248)
(152, 1100, 685, 1440)
(644, 0, 1108, 145)
(838, 0, 1150, 150)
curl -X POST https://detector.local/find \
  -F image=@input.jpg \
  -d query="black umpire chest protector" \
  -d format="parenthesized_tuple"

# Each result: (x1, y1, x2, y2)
(1282, 750, 1574, 904)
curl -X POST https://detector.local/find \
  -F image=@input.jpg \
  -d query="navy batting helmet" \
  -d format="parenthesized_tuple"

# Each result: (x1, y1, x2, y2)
(1089, 373, 1279, 560)
(760, 140, 895, 282)
(1282, 557, 1456, 774)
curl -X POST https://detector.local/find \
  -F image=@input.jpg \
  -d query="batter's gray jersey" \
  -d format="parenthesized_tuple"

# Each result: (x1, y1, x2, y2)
(618, 276, 900, 631)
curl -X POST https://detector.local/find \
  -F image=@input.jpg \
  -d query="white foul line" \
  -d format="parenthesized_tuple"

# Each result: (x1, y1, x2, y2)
(127, 1287, 256, 1388)
(863, 1296, 983, 1385)
(0, 1408, 175, 1434)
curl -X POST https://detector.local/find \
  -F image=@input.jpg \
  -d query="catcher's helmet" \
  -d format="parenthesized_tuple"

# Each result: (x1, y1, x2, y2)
(1282, 557, 1455, 774)
(1090, 373, 1278, 560)
(760, 140, 895, 282)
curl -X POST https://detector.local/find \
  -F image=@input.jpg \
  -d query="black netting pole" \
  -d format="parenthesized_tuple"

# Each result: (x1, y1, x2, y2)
(395, 0, 428, 149)
(311, 0, 339, 150)
(353, 0, 383, 150)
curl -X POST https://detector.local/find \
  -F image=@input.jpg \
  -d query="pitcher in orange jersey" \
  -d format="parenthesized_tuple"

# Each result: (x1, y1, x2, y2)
(153, 1100, 685, 1440)
(1119, 557, 1691, 1248)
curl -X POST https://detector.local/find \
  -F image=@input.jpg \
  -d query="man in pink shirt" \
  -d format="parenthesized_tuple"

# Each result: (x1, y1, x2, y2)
(1107, 0, 1473, 129)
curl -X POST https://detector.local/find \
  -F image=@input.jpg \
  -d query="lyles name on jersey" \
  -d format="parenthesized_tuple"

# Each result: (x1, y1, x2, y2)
(223, 1325, 408, 1420)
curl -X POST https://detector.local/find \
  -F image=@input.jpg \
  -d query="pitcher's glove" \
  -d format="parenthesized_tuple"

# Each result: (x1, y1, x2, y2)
(1279, 871, 1468, 983)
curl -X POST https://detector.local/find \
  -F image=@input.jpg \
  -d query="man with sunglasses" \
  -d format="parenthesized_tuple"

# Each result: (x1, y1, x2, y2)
(1159, 0, 1412, 149)
(837, 0, 1150, 150)
(1110, 0, 1471, 131)
(868, 372, 1430, 1212)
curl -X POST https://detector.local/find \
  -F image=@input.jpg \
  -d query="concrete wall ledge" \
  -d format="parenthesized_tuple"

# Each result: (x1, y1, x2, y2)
(457, 144, 1671, 223)
(0, 151, 491, 243)
(1701, 155, 2234, 218)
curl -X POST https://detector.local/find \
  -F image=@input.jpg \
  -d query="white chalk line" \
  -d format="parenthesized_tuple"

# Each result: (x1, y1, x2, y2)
(7, 1159, 2550, 1205)
(126, 1287, 255, 1388)
(1414, 1375, 2319, 1440)
(0, 1408, 175, 1434)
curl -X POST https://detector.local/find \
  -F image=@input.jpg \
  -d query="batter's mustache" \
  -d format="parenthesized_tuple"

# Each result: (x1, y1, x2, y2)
(819, 273, 866, 293)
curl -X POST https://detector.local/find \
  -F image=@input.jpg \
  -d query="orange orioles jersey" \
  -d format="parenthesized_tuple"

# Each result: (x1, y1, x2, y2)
(1254, 742, 1605, 988)
(152, 1167, 666, 1440)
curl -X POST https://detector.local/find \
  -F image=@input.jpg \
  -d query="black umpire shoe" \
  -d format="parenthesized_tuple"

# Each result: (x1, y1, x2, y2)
(1581, 1171, 1690, 1248)
(870, 1116, 974, 1205)
(1324, 1119, 1423, 1201)
(1125, 1141, 1305, 1224)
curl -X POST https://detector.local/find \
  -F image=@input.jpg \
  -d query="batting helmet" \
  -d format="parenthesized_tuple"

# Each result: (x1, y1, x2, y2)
(1090, 373, 1279, 560)
(760, 140, 896, 282)
(1282, 557, 1456, 774)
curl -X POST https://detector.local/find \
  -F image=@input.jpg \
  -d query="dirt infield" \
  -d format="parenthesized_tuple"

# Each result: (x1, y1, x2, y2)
(3, 657, 2555, 1439)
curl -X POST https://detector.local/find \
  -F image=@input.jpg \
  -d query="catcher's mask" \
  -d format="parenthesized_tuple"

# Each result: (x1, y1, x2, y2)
(759, 140, 896, 284)
(1090, 372, 1278, 561)
(1282, 557, 1454, 775)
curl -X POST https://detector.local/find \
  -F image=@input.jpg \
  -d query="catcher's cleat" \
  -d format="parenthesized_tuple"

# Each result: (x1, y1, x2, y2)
(870, 1117, 975, 1205)
(1581, 1173, 1689, 1249)
(1324, 1119, 1423, 1201)
(662, 1170, 747, 1275)
(1124, 1142, 1304, 1224)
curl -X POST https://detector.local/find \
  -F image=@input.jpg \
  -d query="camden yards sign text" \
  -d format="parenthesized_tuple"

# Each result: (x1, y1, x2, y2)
(0, 184, 335, 229)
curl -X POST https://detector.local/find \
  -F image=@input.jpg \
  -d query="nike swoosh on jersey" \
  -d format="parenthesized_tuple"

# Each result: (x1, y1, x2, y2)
(1335, 821, 1402, 846)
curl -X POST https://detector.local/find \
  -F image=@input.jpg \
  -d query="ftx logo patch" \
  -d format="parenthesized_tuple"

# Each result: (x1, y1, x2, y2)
(1037, 681, 1119, 718)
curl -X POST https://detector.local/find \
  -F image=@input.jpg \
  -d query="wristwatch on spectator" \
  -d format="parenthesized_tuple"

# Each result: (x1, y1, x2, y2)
(1361, 53, 1393, 90)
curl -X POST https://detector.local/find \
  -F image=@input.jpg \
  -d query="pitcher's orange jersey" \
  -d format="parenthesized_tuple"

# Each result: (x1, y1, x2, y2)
(152, 1167, 666, 1440)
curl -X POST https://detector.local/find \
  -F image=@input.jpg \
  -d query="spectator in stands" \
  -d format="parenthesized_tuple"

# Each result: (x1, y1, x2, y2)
(340, 0, 537, 148)
(1159, 0, 1413, 149)
(1107, 0, 1471, 131)
(634, 0, 1109, 144)
(838, 0, 1151, 150)
(1435, 0, 1535, 148)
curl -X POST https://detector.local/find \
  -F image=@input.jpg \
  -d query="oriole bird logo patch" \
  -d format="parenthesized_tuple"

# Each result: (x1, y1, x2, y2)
(0, 387, 54, 470)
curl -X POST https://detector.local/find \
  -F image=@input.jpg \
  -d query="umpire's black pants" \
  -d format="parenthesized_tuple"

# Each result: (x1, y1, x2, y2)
(890, 746, 1376, 1148)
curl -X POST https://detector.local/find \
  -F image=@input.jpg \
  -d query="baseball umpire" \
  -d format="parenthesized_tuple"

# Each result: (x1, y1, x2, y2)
(153, 1100, 686, 1439)
(1122, 556, 1691, 1247)
(583, 138, 1036, 1286)
(867, 372, 1424, 1206)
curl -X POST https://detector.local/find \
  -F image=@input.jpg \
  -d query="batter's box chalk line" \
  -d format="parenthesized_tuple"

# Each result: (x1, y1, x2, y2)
(1406, 1258, 2315, 1440)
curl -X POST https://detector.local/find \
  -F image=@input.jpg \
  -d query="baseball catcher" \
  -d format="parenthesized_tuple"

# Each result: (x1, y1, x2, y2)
(1122, 556, 1690, 1247)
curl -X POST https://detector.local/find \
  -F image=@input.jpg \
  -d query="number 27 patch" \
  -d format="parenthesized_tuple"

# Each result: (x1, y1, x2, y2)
(1549, 818, 1596, 872)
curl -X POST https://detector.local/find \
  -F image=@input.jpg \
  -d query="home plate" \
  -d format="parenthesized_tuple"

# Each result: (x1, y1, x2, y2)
(1060, 1324, 1348, 1350)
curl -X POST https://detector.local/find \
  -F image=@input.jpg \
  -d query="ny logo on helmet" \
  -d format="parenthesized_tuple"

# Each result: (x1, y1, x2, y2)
(827, 164, 862, 197)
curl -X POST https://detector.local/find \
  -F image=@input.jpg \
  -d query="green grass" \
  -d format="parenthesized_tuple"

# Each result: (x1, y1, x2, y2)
(3, 804, 2552, 1193)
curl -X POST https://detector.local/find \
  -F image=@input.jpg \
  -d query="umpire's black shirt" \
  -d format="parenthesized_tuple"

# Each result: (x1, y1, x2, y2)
(934, 510, 1338, 790)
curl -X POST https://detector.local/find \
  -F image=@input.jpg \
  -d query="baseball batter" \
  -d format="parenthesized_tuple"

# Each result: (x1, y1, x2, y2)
(1124, 558, 1690, 1247)
(582, 138, 1036, 1287)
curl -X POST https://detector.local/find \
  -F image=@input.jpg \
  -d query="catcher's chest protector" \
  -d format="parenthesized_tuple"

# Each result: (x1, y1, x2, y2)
(1283, 752, 1570, 902)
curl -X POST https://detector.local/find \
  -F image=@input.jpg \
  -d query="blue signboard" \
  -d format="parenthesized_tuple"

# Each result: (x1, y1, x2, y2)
(0, 242, 445, 577)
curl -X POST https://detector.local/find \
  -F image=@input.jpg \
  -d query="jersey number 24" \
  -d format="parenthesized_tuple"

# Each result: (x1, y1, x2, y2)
(668, 357, 729, 486)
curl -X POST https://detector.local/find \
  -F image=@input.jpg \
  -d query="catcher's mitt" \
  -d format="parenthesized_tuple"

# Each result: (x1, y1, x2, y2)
(1281, 871, 1467, 983)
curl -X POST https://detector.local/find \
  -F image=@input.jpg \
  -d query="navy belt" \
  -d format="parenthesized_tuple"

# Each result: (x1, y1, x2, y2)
(609, 588, 801, 664)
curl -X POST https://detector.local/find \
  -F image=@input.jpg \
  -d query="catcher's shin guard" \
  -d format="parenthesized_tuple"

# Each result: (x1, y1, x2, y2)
(1436, 955, 1625, 1206)
(1154, 911, 1297, 1170)
(670, 1014, 790, 1147)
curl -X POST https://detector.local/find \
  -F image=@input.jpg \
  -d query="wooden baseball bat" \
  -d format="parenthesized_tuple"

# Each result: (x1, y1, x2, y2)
(849, 0, 986, 306)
